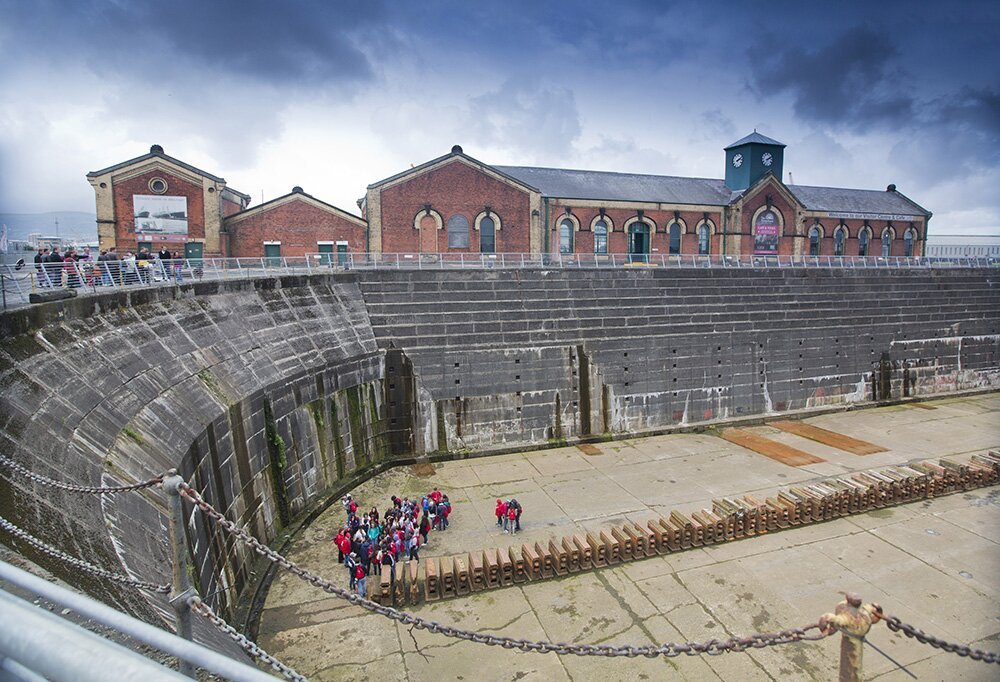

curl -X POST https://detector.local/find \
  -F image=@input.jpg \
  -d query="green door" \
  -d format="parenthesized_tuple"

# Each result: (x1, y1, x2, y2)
(337, 243, 348, 266)
(318, 243, 333, 265)
(184, 242, 203, 260)
(628, 223, 650, 263)
(264, 243, 281, 266)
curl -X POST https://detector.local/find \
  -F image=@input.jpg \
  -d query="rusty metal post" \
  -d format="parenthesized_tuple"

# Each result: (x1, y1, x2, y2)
(163, 469, 196, 678)
(821, 592, 875, 682)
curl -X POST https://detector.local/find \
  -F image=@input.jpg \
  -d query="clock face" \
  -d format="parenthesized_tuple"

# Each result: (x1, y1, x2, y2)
(732, 153, 743, 168)
(762, 152, 773, 167)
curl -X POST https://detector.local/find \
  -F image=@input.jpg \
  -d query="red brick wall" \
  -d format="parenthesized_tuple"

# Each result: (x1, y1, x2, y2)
(547, 203, 724, 256)
(114, 169, 204, 252)
(738, 184, 798, 256)
(226, 197, 366, 258)
(378, 159, 531, 253)
(222, 196, 243, 218)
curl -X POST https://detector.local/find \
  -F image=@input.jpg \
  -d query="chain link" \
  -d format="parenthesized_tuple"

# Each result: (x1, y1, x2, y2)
(0, 453, 166, 494)
(188, 596, 308, 682)
(880, 613, 1000, 664)
(179, 482, 830, 658)
(0, 514, 171, 593)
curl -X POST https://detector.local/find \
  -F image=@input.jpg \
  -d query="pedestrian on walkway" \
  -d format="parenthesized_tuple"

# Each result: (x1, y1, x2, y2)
(496, 499, 506, 528)
(355, 563, 367, 597)
(506, 504, 517, 534)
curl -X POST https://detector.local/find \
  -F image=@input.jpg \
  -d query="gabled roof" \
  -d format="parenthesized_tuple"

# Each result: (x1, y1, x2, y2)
(86, 145, 250, 201)
(724, 132, 786, 150)
(224, 187, 365, 226)
(367, 147, 537, 192)
(494, 166, 733, 206)
(788, 184, 931, 217)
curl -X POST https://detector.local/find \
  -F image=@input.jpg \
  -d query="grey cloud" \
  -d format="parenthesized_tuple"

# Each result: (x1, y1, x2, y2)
(748, 26, 914, 130)
(467, 79, 582, 158)
(0, 0, 385, 87)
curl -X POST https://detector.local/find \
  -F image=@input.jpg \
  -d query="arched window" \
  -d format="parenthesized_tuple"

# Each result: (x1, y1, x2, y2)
(808, 226, 821, 256)
(447, 215, 469, 249)
(881, 228, 892, 257)
(669, 222, 681, 254)
(904, 227, 915, 257)
(833, 226, 847, 256)
(594, 220, 608, 254)
(479, 216, 495, 253)
(858, 227, 870, 256)
(559, 218, 574, 254)
(697, 223, 710, 255)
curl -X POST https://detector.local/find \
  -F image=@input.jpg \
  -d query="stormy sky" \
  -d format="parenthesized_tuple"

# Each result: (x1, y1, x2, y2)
(1, 0, 997, 235)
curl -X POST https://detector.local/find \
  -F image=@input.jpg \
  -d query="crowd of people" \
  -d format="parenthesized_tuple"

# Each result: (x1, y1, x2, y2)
(32, 246, 189, 288)
(333, 487, 453, 596)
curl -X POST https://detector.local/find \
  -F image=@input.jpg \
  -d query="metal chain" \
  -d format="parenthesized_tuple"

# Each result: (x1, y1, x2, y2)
(188, 596, 308, 682)
(881, 614, 1000, 664)
(0, 514, 171, 594)
(179, 482, 830, 658)
(0, 453, 166, 494)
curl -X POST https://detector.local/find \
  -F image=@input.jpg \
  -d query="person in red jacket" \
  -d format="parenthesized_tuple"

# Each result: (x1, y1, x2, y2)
(336, 531, 351, 563)
(495, 499, 507, 528)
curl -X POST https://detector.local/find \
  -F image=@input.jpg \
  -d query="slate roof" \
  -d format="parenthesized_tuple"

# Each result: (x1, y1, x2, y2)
(724, 132, 786, 149)
(493, 166, 733, 206)
(787, 184, 930, 217)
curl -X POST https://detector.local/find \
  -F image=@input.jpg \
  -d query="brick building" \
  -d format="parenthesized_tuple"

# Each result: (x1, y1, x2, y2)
(87, 145, 250, 258)
(224, 186, 366, 260)
(363, 133, 931, 259)
(89, 133, 931, 260)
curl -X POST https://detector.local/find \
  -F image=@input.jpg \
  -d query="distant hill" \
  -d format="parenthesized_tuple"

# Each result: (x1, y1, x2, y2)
(1, 211, 97, 242)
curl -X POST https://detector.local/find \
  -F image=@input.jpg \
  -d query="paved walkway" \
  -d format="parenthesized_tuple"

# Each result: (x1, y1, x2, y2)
(259, 394, 1000, 680)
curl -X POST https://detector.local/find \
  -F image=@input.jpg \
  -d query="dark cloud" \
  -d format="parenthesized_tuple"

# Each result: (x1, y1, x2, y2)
(748, 26, 914, 129)
(0, 0, 385, 87)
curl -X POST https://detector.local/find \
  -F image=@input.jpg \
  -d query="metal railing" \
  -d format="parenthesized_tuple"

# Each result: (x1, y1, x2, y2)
(1, 252, 997, 310)
(0, 560, 281, 682)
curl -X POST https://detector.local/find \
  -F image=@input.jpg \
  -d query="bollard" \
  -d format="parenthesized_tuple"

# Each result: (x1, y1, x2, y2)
(819, 592, 877, 682)
(162, 471, 196, 679)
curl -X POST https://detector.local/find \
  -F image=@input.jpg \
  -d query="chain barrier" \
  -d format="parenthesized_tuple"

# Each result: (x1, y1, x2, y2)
(0, 514, 171, 594)
(878, 612, 1000, 665)
(0, 452, 167, 494)
(179, 482, 829, 658)
(188, 596, 308, 682)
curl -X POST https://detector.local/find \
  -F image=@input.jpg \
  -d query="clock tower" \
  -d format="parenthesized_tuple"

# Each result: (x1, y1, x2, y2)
(724, 131, 786, 191)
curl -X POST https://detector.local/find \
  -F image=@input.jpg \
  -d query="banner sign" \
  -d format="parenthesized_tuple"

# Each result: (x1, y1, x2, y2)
(753, 210, 779, 255)
(133, 195, 188, 241)
(825, 212, 918, 221)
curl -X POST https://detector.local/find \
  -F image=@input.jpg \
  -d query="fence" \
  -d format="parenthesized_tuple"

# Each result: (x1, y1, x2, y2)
(1, 252, 998, 310)
(1, 449, 998, 681)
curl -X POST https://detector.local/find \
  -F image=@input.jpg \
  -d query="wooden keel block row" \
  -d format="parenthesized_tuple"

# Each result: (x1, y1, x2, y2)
(483, 548, 501, 588)
(599, 530, 623, 563)
(777, 491, 804, 524)
(572, 534, 593, 569)
(509, 546, 529, 583)
(454, 555, 471, 596)
(393, 561, 405, 605)
(610, 527, 634, 560)
(631, 522, 658, 557)
(712, 499, 739, 539)
(439, 556, 458, 599)
(764, 498, 790, 529)
(549, 540, 570, 575)
(654, 517, 683, 551)
(469, 551, 486, 592)
(732, 498, 760, 537)
(521, 543, 543, 579)
(621, 523, 650, 558)
(424, 557, 440, 602)
(497, 547, 515, 585)
(586, 532, 609, 567)
(562, 537, 581, 572)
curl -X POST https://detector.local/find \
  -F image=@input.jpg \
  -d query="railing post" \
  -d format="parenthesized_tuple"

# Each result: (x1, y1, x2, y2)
(820, 592, 875, 682)
(162, 470, 196, 678)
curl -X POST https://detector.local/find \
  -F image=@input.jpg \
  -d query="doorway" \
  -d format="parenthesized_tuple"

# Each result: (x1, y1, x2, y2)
(628, 222, 650, 263)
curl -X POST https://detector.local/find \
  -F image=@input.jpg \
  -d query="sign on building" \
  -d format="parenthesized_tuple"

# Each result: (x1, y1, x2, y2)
(754, 210, 779, 255)
(133, 195, 188, 242)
